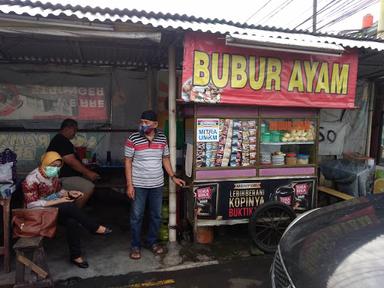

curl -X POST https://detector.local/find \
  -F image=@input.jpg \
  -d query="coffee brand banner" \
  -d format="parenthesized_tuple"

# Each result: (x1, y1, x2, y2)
(218, 178, 315, 219)
(193, 178, 316, 220)
(181, 32, 358, 108)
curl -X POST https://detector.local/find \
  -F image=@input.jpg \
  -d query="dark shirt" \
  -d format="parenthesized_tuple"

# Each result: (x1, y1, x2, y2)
(46, 133, 81, 178)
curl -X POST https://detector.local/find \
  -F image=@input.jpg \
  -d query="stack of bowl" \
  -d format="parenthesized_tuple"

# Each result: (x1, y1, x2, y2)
(272, 153, 285, 165)
(261, 152, 271, 164)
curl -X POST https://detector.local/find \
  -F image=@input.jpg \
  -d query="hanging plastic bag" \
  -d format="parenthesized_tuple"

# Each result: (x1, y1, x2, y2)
(0, 148, 17, 182)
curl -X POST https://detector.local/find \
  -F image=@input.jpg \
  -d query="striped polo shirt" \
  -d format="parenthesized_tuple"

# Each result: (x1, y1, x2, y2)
(125, 130, 170, 188)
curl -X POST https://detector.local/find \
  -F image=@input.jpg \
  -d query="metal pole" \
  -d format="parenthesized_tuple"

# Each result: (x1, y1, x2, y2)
(378, 0, 384, 38)
(366, 82, 375, 156)
(168, 44, 177, 243)
(313, 0, 317, 33)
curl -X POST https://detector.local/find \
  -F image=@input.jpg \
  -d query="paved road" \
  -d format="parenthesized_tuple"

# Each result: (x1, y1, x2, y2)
(56, 255, 273, 288)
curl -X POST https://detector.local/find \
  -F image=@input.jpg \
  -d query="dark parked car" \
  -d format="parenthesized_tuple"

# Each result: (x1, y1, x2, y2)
(271, 193, 384, 288)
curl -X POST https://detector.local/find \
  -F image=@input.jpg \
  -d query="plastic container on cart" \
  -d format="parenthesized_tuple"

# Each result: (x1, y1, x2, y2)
(262, 132, 271, 143)
(271, 131, 281, 142)
(297, 154, 309, 164)
(75, 146, 86, 160)
(320, 159, 374, 197)
(261, 123, 267, 134)
(286, 153, 297, 165)
(272, 154, 285, 165)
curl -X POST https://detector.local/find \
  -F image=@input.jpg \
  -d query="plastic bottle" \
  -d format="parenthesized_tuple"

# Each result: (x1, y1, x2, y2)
(106, 151, 112, 166)
(92, 153, 97, 164)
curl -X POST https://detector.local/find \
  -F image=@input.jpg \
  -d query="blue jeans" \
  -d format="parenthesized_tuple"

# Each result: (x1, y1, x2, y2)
(130, 186, 163, 249)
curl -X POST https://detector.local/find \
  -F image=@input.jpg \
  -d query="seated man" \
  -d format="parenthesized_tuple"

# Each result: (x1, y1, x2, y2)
(47, 118, 99, 208)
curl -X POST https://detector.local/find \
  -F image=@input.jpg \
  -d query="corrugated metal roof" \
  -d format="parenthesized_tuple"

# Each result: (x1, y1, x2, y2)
(1, 0, 384, 52)
(0, 33, 177, 67)
(226, 34, 346, 55)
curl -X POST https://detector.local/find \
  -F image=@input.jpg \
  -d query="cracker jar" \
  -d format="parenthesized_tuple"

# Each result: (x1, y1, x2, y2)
(286, 153, 297, 165)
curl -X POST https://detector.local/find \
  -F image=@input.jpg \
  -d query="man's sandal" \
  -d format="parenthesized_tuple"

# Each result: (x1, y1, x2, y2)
(129, 248, 141, 260)
(150, 244, 165, 255)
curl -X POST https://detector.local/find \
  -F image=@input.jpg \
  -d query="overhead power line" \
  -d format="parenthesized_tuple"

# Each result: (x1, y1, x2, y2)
(294, 0, 378, 32)
(318, 0, 378, 30)
(256, 0, 297, 24)
(244, 0, 274, 23)
(300, 0, 354, 30)
(293, 0, 347, 29)
(244, 0, 378, 32)
(285, 0, 323, 28)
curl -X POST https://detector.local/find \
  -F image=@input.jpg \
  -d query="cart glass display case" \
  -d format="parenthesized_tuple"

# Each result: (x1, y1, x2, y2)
(196, 118, 258, 168)
(185, 104, 318, 227)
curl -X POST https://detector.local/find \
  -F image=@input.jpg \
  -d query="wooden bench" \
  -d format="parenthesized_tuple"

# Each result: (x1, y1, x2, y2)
(13, 236, 53, 288)
(318, 185, 354, 201)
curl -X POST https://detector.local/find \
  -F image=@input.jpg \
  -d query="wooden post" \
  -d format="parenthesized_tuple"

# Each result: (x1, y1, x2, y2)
(15, 251, 25, 285)
(0, 198, 11, 273)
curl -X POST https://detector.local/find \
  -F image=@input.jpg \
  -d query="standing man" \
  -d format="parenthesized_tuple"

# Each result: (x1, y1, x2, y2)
(47, 118, 99, 208)
(125, 110, 185, 260)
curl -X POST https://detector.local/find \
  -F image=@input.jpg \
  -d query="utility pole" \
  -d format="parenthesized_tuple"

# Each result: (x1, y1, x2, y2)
(313, 0, 317, 33)
(378, 0, 384, 39)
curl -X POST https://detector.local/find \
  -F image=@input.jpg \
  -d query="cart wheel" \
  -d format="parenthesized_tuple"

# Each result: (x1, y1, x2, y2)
(249, 201, 296, 253)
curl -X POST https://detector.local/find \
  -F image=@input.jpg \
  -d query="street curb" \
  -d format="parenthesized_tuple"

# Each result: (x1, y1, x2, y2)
(158, 260, 219, 272)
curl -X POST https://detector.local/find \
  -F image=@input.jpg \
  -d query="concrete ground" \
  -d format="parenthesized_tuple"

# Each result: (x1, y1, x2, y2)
(0, 189, 260, 287)
(54, 255, 274, 288)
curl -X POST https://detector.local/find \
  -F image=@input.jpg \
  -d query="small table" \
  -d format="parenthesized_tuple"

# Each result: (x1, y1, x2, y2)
(0, 196, 11, 273)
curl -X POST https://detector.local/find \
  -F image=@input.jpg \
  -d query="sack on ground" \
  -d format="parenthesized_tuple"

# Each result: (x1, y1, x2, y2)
(12, 207, 58, 238)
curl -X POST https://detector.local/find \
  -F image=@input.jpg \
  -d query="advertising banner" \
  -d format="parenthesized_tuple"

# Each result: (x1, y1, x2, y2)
(182, 32, 358, 108)
(0, 131, 109, 172)
(193, 184, 218, 218)
(0, 83, 107, 120)
(194, 178, 316, 220)
(319, 121, 350, 155)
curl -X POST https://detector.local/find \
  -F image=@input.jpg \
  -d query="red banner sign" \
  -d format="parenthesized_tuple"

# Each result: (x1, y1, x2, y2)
(181, 32, 358, 108)
(0, 84, 107, 120)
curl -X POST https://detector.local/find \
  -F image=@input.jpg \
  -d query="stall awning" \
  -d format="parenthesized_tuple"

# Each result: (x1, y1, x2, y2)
(0, 28, 162, 42)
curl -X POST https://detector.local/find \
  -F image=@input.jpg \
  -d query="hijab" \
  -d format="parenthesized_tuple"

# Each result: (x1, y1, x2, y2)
(40, 151, 63, 169)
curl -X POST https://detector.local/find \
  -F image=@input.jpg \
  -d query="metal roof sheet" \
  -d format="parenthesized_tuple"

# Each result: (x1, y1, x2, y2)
(226, 34, 346, 55)
(0, 32, 175, 66)
(1, 0, 384, 52)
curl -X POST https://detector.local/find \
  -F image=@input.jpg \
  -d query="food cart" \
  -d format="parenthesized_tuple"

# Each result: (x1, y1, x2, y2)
(179, 32, 358, 252)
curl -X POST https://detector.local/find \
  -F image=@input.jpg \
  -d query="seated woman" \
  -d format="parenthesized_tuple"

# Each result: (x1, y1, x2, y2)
(22, 151, 112, 269)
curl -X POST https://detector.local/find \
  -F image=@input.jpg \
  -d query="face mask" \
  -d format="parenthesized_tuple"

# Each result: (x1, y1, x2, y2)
(44, 166, 60, 178)
(139, 124, 154, 135)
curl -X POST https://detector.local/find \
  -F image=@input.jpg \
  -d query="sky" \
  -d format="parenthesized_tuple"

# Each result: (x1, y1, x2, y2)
(32, 0, 380, 33)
